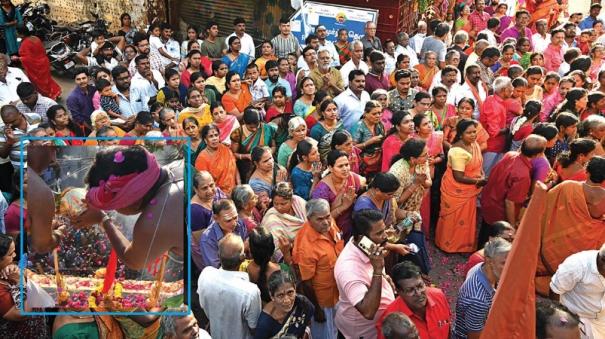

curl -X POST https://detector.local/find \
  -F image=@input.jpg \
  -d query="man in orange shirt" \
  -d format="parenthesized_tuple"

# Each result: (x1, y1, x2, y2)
(376, 261, 451, 339)
(292, 199, 344, 339)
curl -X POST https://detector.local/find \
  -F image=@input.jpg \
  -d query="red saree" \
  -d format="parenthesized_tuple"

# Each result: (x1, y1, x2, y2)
(435, 143, 484, 253)
(19, 36, 61, 100)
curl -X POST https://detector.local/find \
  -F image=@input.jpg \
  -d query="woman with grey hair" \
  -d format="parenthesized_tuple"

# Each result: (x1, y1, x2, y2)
(277, 116, 318, 167)
(232, 184, 259, 232)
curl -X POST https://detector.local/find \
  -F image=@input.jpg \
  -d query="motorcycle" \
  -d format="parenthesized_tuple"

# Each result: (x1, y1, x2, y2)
(46, 40, 76, 76)
(18, 2, 56, 41)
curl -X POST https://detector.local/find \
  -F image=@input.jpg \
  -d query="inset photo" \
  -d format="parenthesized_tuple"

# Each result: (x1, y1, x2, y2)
(16, 141, 188, 315)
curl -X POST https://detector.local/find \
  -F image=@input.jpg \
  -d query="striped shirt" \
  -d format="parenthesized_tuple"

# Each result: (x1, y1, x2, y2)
(0, 113, 41, 169)
(271, 34, 300, 58)
(454, 263, 495, 338)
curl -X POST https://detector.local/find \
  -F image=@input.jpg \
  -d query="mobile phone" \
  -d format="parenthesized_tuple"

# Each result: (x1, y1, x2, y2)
(358, 236, 376, 256)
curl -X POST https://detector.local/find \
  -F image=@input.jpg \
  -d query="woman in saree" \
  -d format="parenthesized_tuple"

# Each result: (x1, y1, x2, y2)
(254, 271, 314, 339)
(426, 85, 456, 131)
(182, 117, 204, 162)
(351, 100, 386, 177)
(293, 77, 316, 120)
(388, 139, 432, 272)
(309, 98, 343, 143)
(353, 172, 401, 228)
(311, 150, 365, 241)
(222, 71, 254, 120)
(493, 3, 512, 35)
(232, 184, 260, 232)
(195, 124, 239, 195)
(435, 119, 488, 253)
(329, 130, 362, 174)
(554, 138, 598, 184)
(289, 140, 322, 201)
(0, 0, 21, 55)
(381, 110, 414, 172)
(211, 102, 239, 146)
(260, 182, 307, 246)
(249, 146, 288, 193)
(190, 71, 218, 107)
(177, 87, 212, 129)
(190, 171, 227, 271)
(414, 51, 439, 91)
(413, 113, 444, 235)
(222, 36, 251, 78)
(536, 156, 605, 296)
(84, 110, 126, 146)
(231, 108, 277, 182)
(443, 98, 489, 151)
(454, 3, 472, 33)
(277, 116, 317, 168)
(14, 26, 61, 100)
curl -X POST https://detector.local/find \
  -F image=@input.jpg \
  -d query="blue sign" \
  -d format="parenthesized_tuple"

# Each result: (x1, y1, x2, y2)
(289, 1, 379, 46)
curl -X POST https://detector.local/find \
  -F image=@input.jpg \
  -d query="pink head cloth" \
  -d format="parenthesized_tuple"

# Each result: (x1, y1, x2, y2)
(86, 150, 161, 211)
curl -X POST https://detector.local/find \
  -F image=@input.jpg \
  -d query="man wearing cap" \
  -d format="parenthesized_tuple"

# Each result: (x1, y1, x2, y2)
(315, 25, 340, 67)
(226, 18, 255, 59)
(579, 3, 602, 30)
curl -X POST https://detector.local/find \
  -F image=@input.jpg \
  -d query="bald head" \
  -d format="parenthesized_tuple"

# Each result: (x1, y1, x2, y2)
(218, 233, 244, 270)
(521, 134, 547, 158)
(382, 312, 419, 339)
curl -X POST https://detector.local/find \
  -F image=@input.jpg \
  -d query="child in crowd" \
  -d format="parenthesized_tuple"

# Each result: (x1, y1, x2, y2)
(96, 78, 124, 120)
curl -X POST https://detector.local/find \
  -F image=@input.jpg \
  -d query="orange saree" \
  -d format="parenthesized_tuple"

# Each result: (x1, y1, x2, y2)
(528, 0, 560, 28)
(194, 143, 238, 194)
(435, 143, 484, 253)
(414, 64, 439, 91)
(535, 181, 605, 296)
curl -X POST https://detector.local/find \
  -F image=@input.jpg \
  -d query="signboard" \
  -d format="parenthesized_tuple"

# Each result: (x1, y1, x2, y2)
(289, 1, 379, 46)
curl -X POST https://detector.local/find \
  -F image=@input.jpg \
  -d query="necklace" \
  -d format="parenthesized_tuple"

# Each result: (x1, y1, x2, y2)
(584, 182, 602, 188)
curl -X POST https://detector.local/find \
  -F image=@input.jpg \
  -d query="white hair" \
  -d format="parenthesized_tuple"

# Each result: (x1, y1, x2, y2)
(493, 76, 513, 93)
(350, 40, 364, 51)
(484, 237, 512, 259)
(306, 199, 330, 219)
(454, 31, 469, 44)
(288, 116, 307, 136)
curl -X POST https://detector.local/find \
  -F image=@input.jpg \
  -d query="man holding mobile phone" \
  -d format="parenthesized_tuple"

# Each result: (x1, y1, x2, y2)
(333, 209, 398, 339)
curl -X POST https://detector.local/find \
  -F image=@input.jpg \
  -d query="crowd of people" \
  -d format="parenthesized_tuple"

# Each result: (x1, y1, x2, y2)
(0, 0, 603, 338)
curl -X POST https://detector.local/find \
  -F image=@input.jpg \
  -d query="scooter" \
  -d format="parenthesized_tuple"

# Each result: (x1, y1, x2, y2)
(46, 40, 76, 76)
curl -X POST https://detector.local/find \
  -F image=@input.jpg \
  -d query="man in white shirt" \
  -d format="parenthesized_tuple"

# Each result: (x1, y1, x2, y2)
(152, 23, 180, 68)
(533, 19, 551, 53)
(15, 82, 57, 123)
(0, 54, 29, 104)
(198, 233, 261, 339)
(383, 39, 398, 75)
(409, 21, 427, 58)
(395, 32, 419, 67)
(479, 18, 500, 46)
(315, 25, 340, 67)
(334, 70, 370, 131)
(430, 65, 461, 105)
(340, 40, 369, 88)
(75, 41, 120, 71)
(226, 17, 255, 59)
(130, 55, 165, 112)
(452, 65, 487, 119)
(551, 244, 605, 339)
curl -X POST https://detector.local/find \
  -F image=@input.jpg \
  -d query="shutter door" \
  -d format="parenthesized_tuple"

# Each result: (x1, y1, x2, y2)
(179, 0, 258, 41)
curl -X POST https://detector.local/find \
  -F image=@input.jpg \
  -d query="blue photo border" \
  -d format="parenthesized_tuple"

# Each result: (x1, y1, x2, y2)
(18, 136, 192, 316)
